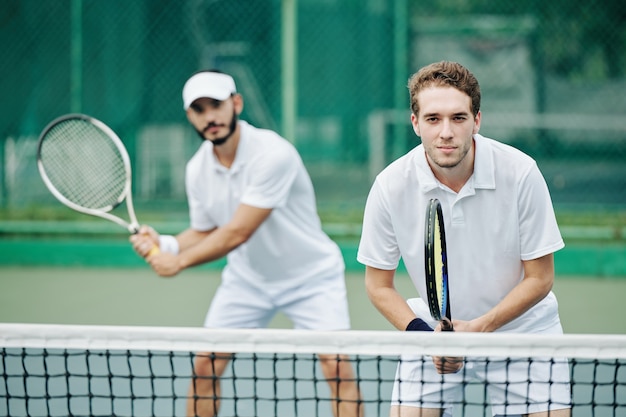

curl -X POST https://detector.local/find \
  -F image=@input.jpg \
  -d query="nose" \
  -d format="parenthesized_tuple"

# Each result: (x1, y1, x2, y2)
(200, 107, 215, 121)
(197, 109, 218, 129)
(439, 119, 453, 139)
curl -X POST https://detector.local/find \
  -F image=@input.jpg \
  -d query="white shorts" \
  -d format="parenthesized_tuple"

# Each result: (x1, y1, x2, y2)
(391, 354, 571, 416)
(204, 268, 351, 330)
(392, 298, 571, 415)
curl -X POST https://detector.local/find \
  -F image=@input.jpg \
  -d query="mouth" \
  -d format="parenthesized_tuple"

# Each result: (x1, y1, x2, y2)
(204, 124, 223, 134)
(437, 145, 456, 155)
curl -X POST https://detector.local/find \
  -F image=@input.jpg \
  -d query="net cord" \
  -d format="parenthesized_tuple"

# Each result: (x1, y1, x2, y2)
(2, 323, 626, 359)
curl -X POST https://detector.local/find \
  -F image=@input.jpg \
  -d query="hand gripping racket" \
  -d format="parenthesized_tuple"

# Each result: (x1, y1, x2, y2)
(37, 114, 159, 255)
(424, 198, 453, 331)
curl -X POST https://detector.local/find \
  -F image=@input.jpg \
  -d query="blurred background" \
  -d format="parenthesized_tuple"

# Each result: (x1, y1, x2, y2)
(0, 0, 625, 276)
(1, 8, 625, 417)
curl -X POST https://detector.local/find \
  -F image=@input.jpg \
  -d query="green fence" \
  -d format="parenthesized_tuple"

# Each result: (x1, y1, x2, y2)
(1, 0, 625, 243)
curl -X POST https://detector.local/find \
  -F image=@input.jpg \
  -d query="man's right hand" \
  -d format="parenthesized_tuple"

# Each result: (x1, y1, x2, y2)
(130, 225, 160, 258)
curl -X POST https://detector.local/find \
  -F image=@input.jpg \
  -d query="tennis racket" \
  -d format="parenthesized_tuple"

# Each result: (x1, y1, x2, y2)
(424, 198, 453, 331)
(37, 113, 158, 255)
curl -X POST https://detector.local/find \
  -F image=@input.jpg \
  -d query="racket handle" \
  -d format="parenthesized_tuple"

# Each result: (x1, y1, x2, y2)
(147, 245, 160, 257)
(440, 317, 454, 332)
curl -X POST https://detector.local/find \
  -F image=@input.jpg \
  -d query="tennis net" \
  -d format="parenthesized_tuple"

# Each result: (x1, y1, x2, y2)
(1, 323, 625, 417)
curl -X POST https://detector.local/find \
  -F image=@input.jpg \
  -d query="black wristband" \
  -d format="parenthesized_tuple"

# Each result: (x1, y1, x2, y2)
(405, 318, 433, 332)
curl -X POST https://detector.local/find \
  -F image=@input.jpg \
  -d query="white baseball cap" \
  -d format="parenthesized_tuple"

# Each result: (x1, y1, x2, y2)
(182, 72, 237, 110)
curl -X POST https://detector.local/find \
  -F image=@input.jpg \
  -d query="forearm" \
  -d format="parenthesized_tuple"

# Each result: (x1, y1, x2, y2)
(174, 228, 214, 252)
(153, 204, 271, 276)
(474, 255, 555, 332)
(176, 225, 248, 270)
(478, 277, 551, 331)
(365, 267, 418, 331)
(369, 287, 418, 330)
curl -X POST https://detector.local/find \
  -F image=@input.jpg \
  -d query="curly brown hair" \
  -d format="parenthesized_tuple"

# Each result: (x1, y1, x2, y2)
(408, 61, 481, 117)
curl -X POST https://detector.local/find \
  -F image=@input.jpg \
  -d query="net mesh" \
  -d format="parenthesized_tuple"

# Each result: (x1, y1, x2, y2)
(38, 119, 128, 211)
(2, 324, 626, 417)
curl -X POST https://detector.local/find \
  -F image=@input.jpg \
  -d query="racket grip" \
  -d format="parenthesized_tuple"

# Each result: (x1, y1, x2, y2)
(440, 317, 454, 332)
(147, 245, 160, 257)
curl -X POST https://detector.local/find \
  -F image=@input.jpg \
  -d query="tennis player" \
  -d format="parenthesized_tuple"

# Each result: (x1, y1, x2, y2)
(357, 61, 571, 417)
(130, 70, 363, 417)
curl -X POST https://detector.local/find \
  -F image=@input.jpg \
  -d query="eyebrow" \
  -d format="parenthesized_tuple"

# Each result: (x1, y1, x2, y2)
(422, 111, 471, 118)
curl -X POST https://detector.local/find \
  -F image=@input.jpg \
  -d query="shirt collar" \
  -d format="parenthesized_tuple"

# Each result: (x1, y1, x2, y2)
(472, 133, 496, 189)
(209, 120, 249, 173)
(229, 120, 249, 173)
(415, 133, 496, 192)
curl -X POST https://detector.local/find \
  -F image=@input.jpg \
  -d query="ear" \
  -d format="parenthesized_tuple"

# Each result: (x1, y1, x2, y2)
(233, 94, 244, 115)
(473, 110, 481, 135)
(411, 113, 420, 136)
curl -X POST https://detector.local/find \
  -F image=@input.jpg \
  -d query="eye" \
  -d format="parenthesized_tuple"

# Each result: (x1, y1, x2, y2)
(209, 100, 222, 109)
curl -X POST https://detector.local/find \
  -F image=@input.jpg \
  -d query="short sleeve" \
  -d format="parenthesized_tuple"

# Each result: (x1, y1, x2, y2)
(240, 143, 299, 209)
(518, 163, 564, 260)
(185, 160, 217, 231)
(357, 179, 402, 270)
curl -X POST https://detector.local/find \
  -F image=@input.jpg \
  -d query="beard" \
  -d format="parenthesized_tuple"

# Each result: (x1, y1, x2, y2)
(427, 139, 473, 169)
(195, 110, 238, 146)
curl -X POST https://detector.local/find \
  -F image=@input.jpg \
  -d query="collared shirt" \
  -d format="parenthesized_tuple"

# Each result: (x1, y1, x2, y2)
(357, 133, 564, 333)
(185, 121, 344, 286)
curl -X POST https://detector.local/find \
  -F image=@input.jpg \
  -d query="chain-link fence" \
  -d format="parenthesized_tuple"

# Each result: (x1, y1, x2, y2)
(1, 0, 625, 225)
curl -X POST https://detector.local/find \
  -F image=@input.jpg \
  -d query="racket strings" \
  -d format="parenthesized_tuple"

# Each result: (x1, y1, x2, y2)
(435, 207, 451, 321)
(433, 219, 445, 312)
(425, 199, 450, 322)
(39, 120, 128, 210)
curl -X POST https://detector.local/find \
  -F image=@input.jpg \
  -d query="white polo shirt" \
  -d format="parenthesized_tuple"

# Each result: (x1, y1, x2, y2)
(357, 134, 565, 333)
(185, 121, 344, 286)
